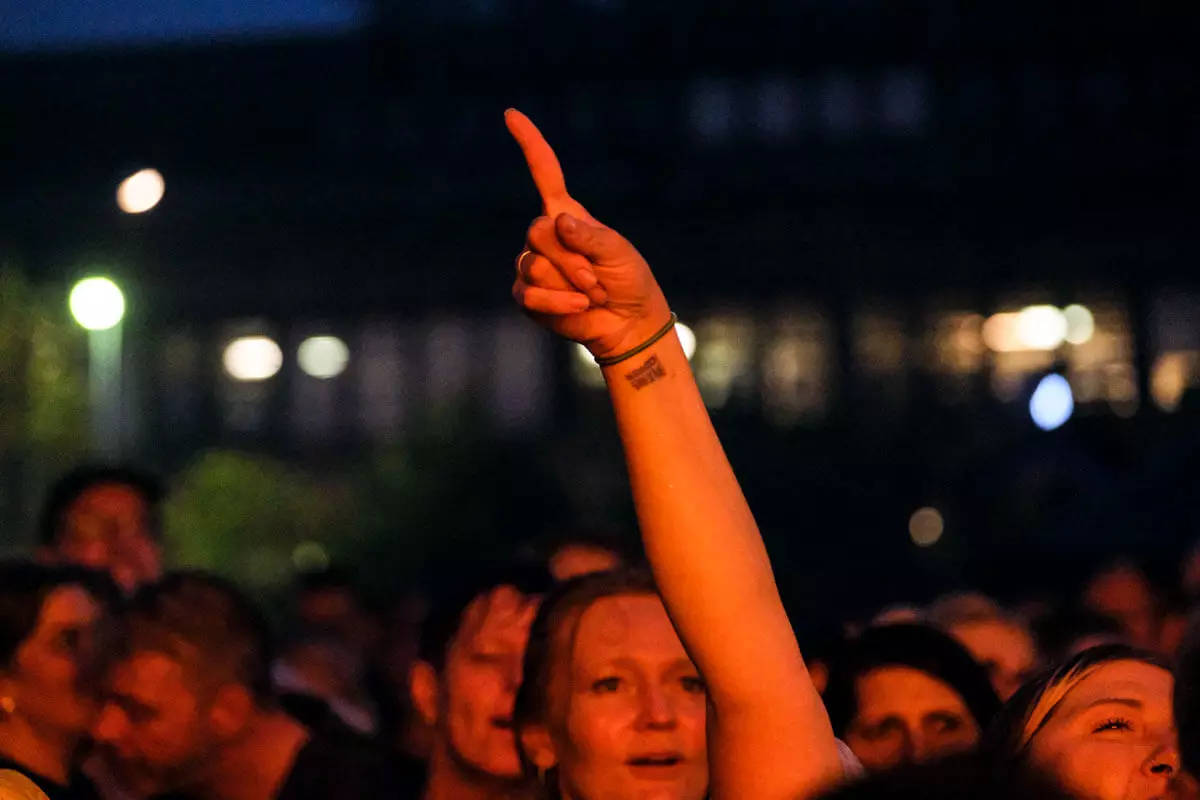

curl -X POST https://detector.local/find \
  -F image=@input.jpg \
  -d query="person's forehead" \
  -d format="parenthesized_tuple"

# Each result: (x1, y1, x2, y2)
(452, 586, 540, 651)
(112, 651, 191, 697)
(71, 483, 147, 515)
(1056, 661, 1172, 713)
(856, 666, 970, 711)
(571, 594, 686, 663)
(39, 586, 100, 627)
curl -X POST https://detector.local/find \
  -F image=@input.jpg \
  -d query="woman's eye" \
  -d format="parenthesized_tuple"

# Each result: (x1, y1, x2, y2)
(1093, 717, 1134, 734)
(592, 677, 621, 693)
(680, 676, 706, 694)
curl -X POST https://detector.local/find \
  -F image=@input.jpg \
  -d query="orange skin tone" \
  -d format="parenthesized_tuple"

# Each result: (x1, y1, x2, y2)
(506, 110, 841, 800)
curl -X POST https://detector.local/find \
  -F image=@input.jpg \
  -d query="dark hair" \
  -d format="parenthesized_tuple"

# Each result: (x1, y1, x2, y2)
(1171, 625, 1200, 774)
(295, 566, 359, 596)
(0, 560, 99, 668)
(816, 751, 1074, 800)
(1032, 608, 1124, 665)
(823, 623, 1002, 738)
(417, 562, 553, 672)
(985, 644, 1168, 762)
(512, 567, 660, 782)
(124, 571, 274, 701)
(38, 464, 165, 547)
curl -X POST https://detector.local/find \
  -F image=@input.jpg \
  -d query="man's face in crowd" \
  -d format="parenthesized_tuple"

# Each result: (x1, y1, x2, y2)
(51, 483, 161, 593)
(414, 586, 540, 780)
(92, 650, 224, 797)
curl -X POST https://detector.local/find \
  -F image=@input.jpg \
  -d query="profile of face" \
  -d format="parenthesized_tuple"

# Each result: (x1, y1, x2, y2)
(1084, 567, 1160, 650)
(93, 651, 224, 797)
(0, 586, 102, 743)
(413, 586, 540, 780)
(549, 545, 622, 583)
(949, 619, 1039, 701)
(523, 593, 708, 800)
(54, 483, 161, 594)
(1026, 660, 1178, 800)
(845, 666, 982, 772)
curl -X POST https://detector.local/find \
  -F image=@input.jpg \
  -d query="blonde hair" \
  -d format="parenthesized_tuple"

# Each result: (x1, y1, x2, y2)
(984, 644, 1168, 759)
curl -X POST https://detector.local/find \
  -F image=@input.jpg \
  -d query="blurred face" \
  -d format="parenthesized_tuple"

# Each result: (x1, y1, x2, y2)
(1085, 568, 1160, 650)
(1028, 661, 1178, 800)
(441, 586, 539, 779)
(1, 586, 101, 742)
(55, 483, 160, 593)
(950, 619, 1039, 700)
(536, 594, 708, 800)
(549, 546, 622, 583)
(845, 666, 981, 772)
(93, 651, 215, 797)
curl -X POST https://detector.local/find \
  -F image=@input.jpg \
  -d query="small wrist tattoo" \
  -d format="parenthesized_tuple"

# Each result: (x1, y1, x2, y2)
(625, 355, 667, 390)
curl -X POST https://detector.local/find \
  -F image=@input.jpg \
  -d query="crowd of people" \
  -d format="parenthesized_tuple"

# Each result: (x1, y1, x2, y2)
(1, 110, 1198, 800)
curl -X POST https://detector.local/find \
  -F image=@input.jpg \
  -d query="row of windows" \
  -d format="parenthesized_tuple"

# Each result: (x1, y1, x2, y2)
(143, 292, 1200, 445)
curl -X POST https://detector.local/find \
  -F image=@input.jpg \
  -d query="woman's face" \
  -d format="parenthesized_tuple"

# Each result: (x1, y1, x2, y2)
(537, 593, 708, 800)
(845, 666, 981, 771)
(1027, 660, 1178, 800)
(3, 585, 102, 739)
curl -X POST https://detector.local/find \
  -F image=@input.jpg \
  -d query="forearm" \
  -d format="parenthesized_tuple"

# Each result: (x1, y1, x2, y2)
(603, 330, 809, 702)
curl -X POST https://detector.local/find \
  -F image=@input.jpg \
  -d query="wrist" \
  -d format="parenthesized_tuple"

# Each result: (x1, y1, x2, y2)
(595, 312, 677, 368)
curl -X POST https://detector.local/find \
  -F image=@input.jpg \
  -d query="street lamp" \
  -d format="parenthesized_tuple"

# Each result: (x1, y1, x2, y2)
(69, 277, 126, 459)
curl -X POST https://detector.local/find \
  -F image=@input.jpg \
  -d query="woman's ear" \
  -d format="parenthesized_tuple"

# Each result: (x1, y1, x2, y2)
(409, 660, 440, 728)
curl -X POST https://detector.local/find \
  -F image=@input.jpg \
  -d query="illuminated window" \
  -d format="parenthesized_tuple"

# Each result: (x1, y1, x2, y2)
(878, 68, 930, 136)
(489, 316, 549, 431)
(688, 79, 736, 145)
(819, 71, 862, 137)
(694, 314, 756, 409)
(358, 321, 406, 439)
(756, 76, 802, 142)
(761, 309, 832, 425)
(425, 318, 473, 406)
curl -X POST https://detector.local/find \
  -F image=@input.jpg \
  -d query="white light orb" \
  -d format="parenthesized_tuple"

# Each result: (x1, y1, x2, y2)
(116, 168, 165, 214)
(1030, 374, 1074, 431)
(1015, 306, 1068, 350)
(1063, 305, 1095, 345)
(69, 277, 126, 331)
(223, 336, 283, 381)
(297, 335, 350, 379)
(909, 507, 945, 547)
(675, 322, 697, 360)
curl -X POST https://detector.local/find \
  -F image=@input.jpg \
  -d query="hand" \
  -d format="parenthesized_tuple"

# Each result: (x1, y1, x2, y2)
(505, 109, 672, 359)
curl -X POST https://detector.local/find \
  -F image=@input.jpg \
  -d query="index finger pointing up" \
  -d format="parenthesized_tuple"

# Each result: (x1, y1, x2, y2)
(505, 109, 574, 216)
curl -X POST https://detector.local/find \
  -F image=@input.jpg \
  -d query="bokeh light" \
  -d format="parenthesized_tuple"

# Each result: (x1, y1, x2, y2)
(909, 507, 944, 547)
(116, 168, 165, 214)
(69, 277, 126, 331)
(223, 336, 283, 381)
(297, 335, 350, 379)
(1062, 304, 1095, 345)
(1030, 373, 1074, 431)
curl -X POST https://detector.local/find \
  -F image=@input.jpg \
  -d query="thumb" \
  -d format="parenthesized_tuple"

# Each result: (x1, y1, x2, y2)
(555, 213, 632, 264)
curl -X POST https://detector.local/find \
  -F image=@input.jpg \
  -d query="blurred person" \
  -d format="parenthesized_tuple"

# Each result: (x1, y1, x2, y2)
(930, 601, 1040, 701)
(382, 590, 433, 761)
(1157, 588, 1192, 661)
(0, 561, 113, 800)
(1034, 609, 1126, 665)
(37, 466, 164, 595)
(507, 109, 852, 800)
(1083, 561, 1162, 651)
(514, 568, 709, 800)
(816, 752, 1074, 800)
(543, 532, 625, 583)
(273, 629, 378, 737)
(987, 644, 1179, 800)
(92, 572, 401, 800)
(293, 568, 381, 657)
(409, 565, 552, 800)
(823, 624, 1001, 773)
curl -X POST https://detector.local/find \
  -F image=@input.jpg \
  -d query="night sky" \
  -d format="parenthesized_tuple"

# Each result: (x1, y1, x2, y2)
(0, 0, 363, 52)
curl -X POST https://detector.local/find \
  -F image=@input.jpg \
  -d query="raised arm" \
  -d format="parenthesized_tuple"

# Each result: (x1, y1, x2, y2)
(505, 110, 844, 800)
